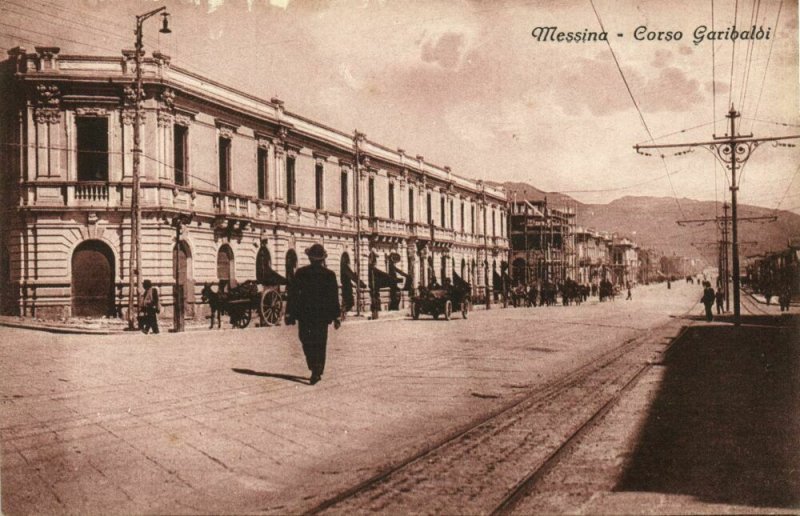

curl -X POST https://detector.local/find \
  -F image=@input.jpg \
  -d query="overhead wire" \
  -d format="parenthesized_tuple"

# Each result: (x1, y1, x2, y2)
(749, 0, 784, 133)
(728, 0, 740, 108)
(588, 0, 687, 219)
(737, 0, 761, 112)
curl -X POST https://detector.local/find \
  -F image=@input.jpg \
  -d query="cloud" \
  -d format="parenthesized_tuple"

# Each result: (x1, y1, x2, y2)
(444, 99, 531, 149)
(551, 55, 706, 116)
(420, 31, 468, 69)
(639, 67, 704, 112)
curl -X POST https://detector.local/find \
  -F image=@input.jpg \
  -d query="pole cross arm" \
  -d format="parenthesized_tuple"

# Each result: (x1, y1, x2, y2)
(634, 134, 800, 151)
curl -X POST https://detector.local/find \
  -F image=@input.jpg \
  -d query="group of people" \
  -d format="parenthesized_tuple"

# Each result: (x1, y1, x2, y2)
(700, 281, 724, 322)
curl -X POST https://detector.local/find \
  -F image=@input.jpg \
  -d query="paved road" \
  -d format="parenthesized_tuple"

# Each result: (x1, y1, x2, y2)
(1, 282, 699, 514)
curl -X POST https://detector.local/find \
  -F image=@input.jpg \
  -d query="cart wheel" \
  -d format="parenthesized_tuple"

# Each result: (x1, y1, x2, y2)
(233, 308, 252, 329)
(260, 289, 282, 327)
(444, 300, 452, 320)
(411, 302, 419, 320)
(462, 301, 469, 319)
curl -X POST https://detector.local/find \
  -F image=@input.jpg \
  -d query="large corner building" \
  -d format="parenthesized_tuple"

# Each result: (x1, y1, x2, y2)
(0, 47, 509, 319)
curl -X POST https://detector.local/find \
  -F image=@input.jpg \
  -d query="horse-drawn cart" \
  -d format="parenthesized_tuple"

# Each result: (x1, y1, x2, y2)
(201, 266, 288, 329)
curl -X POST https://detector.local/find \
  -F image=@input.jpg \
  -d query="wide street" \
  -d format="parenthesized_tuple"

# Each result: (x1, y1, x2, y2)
(0, 282, 722, 514)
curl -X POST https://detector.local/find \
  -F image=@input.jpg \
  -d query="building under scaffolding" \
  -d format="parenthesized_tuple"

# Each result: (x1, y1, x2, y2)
(508, 197, 576, 285)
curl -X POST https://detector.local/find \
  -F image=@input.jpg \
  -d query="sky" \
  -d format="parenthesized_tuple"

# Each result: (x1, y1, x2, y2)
(1, 0, 798, 212)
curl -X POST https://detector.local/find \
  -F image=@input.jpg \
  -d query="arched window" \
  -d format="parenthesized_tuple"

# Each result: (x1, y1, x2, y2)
(256, 245, 272, 284)
(217, 244, 234, 290)
(286, 249, 298, 282)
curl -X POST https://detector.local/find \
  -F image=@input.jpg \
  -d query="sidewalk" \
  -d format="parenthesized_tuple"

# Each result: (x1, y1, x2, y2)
(0, 297, 509, 335)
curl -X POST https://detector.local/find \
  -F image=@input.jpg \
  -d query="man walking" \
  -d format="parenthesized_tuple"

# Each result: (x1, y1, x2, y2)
(715, 288, 724, 315)
(285, 244, 341, 385)
(139, 279, 160, 334)
(701, 281, 716, 322)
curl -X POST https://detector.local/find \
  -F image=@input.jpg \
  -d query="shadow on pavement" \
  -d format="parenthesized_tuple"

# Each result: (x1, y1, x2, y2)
(232, 368, 309, 385)
(616, 314, 800, 508)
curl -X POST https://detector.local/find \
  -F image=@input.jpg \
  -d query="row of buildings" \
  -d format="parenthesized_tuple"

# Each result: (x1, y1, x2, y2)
(507, 198, 660, 288)
(0, 46, 667, 320)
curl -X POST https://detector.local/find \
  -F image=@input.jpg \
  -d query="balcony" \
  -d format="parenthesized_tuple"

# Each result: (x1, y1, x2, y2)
(74, 182, 109, 203)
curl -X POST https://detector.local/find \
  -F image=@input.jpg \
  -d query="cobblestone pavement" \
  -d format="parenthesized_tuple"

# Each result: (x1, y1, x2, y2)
(0, 282, 723, 514)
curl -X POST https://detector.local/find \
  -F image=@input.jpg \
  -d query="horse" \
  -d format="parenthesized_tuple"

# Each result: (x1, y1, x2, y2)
(200, 283, 226, 329)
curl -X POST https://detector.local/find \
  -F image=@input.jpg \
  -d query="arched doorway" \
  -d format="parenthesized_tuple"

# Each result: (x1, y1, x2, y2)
(256, 245, 272, 284)
(217, 245, 234, 292)
(174, 241, 194, 318)
(286, 249, 297, 283)
(72, 240, 115, 317)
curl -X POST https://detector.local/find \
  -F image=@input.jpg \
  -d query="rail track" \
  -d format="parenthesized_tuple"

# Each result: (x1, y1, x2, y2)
(306, 302, 700, 515)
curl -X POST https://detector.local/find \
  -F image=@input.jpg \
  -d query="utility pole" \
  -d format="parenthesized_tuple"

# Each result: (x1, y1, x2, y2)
(636, 105, 799, 325)
(678, 204, 774, 314)
(127, 6, 171, 330)
(353, 131, 365, 317)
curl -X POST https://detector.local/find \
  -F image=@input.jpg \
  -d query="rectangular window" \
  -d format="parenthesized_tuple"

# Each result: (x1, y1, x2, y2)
(427, 193, 432, 225)
(218, 137, 231, 192)
(173, 124, 188, 187)
(471, 206, 475, 234)
(408, 188, 415, 224)
(440, 196, 446, 227)
(460, 202, 465, 232)
(77, 117, 108, 181)
(450, 199, 454, 229)
(286, 156, 296, 204)
(388, 182, 395, 219)
(492, 210, 496, 237)
(368, 176, 375, 218)
(257, 147, 268, 200)
(341, 170, 348, 214)
(315, 162, 324, 210)
(483, 208, 487, 235)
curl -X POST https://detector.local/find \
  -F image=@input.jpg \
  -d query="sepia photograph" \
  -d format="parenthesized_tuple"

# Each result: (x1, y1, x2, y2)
(0, 0, 798, 513)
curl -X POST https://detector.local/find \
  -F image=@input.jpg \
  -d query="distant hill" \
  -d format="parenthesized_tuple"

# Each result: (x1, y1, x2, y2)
(498, 182, 800, 264)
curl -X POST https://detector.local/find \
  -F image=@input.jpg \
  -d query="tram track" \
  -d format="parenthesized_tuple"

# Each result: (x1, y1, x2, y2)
(305, 302, 699, 515)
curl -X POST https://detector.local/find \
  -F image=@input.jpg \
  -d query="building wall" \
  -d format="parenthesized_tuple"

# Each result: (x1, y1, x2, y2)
(1, 47, 509, 319)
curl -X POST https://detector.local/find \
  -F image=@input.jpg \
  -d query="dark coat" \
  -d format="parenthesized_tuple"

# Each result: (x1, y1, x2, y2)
(701, 287, 715, 306)
(286, 263, 340, 324)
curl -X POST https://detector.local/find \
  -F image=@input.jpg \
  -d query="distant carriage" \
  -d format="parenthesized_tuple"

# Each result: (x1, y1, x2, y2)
(410, 272, 471, 320)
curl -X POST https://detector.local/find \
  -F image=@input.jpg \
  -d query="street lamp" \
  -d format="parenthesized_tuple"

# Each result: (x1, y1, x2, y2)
(127, 6, 172, 330)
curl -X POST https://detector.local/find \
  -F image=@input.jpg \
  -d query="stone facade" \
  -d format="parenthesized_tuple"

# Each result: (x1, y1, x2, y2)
(0, 46, 509, 319)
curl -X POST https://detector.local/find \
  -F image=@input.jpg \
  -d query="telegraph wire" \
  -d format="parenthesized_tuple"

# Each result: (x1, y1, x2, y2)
(749, 0, 784, 133)
(744, 116, 800, 128)
(1, 0, 131, 45)
(737, 0, 761, 112)
(588, 0, 687, 219)
(728, 0, 739, 108)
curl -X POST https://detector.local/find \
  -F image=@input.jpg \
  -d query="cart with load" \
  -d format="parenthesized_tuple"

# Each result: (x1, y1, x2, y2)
(200, 265, 288, 329)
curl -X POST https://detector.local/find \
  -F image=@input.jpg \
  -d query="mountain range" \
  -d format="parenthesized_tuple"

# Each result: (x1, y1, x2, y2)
(494, 181, 800, 265)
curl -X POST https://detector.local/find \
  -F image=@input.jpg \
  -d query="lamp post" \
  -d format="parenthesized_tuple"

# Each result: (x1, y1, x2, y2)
(127, 7, 171, 330)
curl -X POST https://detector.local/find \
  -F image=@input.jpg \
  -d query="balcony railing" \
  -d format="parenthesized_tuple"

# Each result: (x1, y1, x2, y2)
(74, 182, 109, 202)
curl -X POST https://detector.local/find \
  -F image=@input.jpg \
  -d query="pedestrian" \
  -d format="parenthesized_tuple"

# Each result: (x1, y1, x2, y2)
(764, 286, 773, 306)
(715, 289, 724, 315)
(285, 243, 341, 385)
(626, 286, 632, 300)
(779, 286, 791, 312)
(139, 279, 160, 334)
(701, 281, 715, 322)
